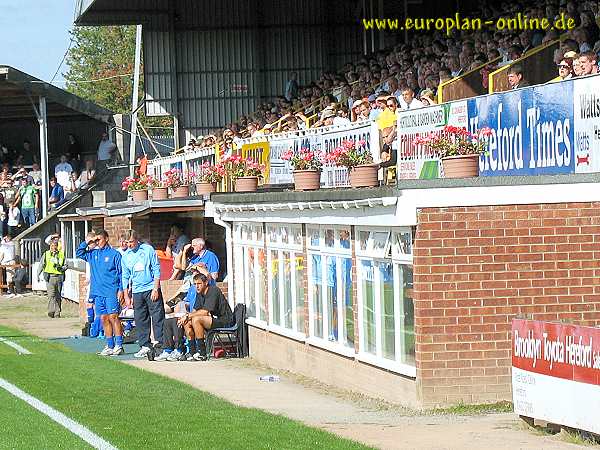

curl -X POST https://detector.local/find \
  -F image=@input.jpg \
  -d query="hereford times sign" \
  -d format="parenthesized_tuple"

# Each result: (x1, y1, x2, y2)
(512, 319, 600, 434)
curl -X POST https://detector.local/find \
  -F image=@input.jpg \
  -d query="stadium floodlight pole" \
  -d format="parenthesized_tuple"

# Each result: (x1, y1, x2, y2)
(129, 24, 143, 177)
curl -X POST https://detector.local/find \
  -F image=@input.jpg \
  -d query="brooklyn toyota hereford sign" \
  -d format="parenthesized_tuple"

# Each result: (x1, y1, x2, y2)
(512, 319, 600, 434)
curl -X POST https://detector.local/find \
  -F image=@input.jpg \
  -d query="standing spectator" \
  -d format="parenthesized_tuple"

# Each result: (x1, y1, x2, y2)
(12, 255, 27, 297)
(67, 134, 82, 173)
(164, 224, 190, 259)
(48, 177, 64, 209)
(0, 193, 7, 239)
(76, 228, 124, 356)
(36, 238, 66, 318)
(13, 177, 38, 228)
(97, 132, 117, 171)
(54, 155, 73, 189)
(117, 232, 129, 256)
(28, 163, 42, 187)
(0, 234, 16, 297)
(22, 139, 37, 166)
(77, 160, 96, 189)
(121, 229, 163, 359)
(284, 72, 299, 101)
(7, 203, 20, 237)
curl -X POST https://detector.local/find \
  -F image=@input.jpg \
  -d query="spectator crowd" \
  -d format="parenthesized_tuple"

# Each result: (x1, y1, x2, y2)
(174, 0, 600, 157)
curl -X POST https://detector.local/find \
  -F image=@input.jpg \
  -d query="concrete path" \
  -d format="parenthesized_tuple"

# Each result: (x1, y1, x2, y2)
(0, 295, 588, 450)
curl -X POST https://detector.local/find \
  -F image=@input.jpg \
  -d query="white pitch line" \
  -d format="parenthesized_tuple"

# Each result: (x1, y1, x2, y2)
(0, 337, 32, 355)
(0, 378, 119, 450)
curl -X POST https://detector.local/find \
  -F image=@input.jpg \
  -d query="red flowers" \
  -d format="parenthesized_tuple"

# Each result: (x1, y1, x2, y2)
(221, 155, 265, 179)
(325, 140, 373, 169)
(196, 161, 226, 183)
(121, 174, 158, 192)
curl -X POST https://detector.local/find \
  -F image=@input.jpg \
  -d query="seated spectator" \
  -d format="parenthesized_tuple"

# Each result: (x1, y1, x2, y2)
(154, 291, 188, 361)
(48, 176, 64, 209)
(507, 65, 529, 90)
(0, 168, 13, 189)
(578, 51, 599, 75)
(177, 273, 234, 361)
(55, 154, 73, 188)
(400, 88, 424, 110)
(171, 237, 219, 283)
(165, 223, 190, 259)
(552, 58, 575, 81)
(78, 160, 96, 189)
(419, 89, 437, 106)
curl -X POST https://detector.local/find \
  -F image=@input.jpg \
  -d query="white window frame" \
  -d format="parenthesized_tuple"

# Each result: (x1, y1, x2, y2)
(306, 225, 355, 357)
(266, 223, 305, 341)
(233, 222, 267, 328)
(356, 226, 416, 377)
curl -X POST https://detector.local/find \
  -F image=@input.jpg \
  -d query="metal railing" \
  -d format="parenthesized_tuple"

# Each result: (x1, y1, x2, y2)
(19, 238, 41, 286)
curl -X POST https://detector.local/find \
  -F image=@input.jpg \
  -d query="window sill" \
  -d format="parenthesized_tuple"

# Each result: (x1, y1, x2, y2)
(356, 352, 416, 378)
(246, 317, 268, 330)
(306, 337, 356, 358)
(266, 325, 306, 343)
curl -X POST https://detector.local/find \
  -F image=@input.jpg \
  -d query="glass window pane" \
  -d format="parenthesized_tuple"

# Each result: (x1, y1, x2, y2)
(340, 256, 353, 348)
(283, 251, 293, 329)
(393, 230, 412, 258)
(310, 253, 323, 338)
(281, 226, 290, 245)
(241, 223, 249, 241)
(326, 255, 337, 342)
(308, 228, 320, 247)
(339, 229, 351, 251)
(267, 225, 278, 244)
(295, 253, 305, 333)
(270, 250, 280, 325)
(258, 248, 267, 322)
(372, 231, 389, 253)
(324, 228, 335, 247)
(292, 226, 302, 246)
(256, 224, 263, 242)
(360, 259, 376, 354)
(358, 230, 369, 252)
(247, 248, 256, 319)
(234, 246, 244, 309)
(399, 264, 415, 366)
(380, 262, 395, 360)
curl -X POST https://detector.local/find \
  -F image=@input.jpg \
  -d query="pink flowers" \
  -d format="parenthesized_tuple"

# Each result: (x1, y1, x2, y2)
(412, 125, 492, 158)
(221, 155, 265, 179)
(283, 147, 324, 171)
(325, 140, 373, 169)
(121, 174, 158, 192)
(196, 161, 226, 183)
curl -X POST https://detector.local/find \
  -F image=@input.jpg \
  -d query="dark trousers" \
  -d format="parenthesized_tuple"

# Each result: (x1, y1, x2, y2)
(163, 317, 184, 351)
(133, 289, 165, 348)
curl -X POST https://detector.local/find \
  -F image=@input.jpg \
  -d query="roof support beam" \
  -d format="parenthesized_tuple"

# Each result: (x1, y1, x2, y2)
(38, 96, 49, 217)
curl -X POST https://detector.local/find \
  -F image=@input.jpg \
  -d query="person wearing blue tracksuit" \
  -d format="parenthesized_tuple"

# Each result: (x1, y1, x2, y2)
(121, 229, 163, 359)
(76, 228, 124, 356)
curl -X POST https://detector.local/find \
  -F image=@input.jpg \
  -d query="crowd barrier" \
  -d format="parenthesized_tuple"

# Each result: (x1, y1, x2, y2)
(397, 73, 600, 179)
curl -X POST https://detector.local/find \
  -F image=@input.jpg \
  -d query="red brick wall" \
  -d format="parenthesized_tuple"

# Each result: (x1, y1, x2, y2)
(103, 216, 132, 244)
(413, 202, 600, 407)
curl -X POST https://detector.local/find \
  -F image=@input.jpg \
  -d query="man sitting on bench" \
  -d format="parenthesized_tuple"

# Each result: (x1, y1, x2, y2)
(177, 273, 233, 361)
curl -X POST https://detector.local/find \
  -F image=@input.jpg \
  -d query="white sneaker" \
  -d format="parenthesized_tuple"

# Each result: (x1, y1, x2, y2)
(193, 352, 207, 361)
(155, 350, 171, 361)
(167, 350, 183, 361)
(111, 346, 124, 356)
(5, 293, 15, 299)
(134, 346, 151, 358)
(98, 346, 114, 356)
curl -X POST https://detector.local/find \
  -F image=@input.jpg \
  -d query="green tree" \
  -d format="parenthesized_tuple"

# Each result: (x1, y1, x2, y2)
(65, 26, 136, 114)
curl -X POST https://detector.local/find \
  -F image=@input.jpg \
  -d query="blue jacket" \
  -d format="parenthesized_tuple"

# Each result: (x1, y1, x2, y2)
(121, 243, 160, 294)
(187, 249, 219, 285)
(76, 242, 122, 298)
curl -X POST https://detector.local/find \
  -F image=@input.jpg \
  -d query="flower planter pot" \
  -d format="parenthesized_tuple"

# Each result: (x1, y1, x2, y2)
(131, 189, 148, 202)
(152, 186, 169, 200)
(195, 182, 217, 195)
(349, 164, 378, 188)
(442, 154, 480, 178)
(235, 176, 259, 192)
(293, 170, 321, 191)
(172, 184, 190, 198)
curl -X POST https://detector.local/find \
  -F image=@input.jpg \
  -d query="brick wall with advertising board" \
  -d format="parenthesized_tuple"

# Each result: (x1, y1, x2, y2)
(413, 202, 600, 406)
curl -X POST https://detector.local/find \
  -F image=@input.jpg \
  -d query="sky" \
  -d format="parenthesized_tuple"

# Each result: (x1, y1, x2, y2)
(0, 0, 75, 85)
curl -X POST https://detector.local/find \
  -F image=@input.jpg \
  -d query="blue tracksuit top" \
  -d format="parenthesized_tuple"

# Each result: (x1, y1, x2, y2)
(121, 243, 161, 294)
(76, 242, 122, 298)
